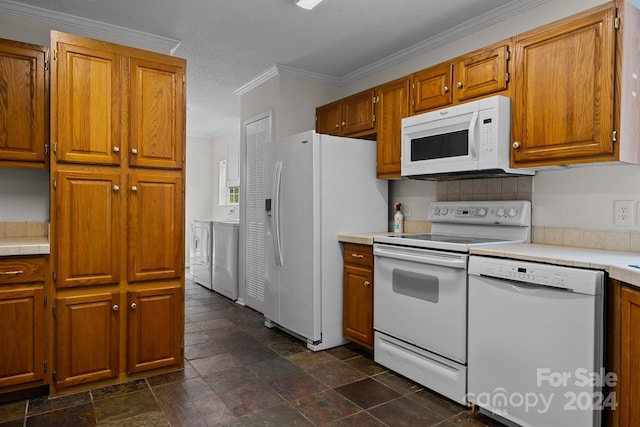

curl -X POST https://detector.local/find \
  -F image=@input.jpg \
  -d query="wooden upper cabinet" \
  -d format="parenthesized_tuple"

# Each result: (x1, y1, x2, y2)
(53, 34, 121, 165)
(128, 172, 183, 282)
(55, 292, 119, 388)
(316, 101, 341, 135)
(129, 56, 185, 169)
(376, 77, 410, 179)
(511, 6, 617, 167)
(316, 90, 376, 137)
(456, 44, 509, 102)
(127, 286, 182, 373)
(55, 170, 121, 288)
(0, 38, 48, 168)
(0, 285, 45, 388)
(341, 90, 376, 136)
(411, 63, 453, 114)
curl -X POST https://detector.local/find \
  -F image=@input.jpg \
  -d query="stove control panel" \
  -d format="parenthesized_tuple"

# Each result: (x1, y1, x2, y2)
(428, 201, 531, 226)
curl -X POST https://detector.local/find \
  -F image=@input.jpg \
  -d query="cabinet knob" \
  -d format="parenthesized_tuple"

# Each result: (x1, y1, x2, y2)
(443, 86, 449, 93)
(351, 253, 364, 258)
(131, 148, 138, 155)
(335, 124, 339, 128)
(130, 302, 137, 310)
(113, 146, 120, 153)
(112, 304, 119, 312)
(113, 185, 120, 192)
(131, 186, 138, 192)
(364, 281, 371, 287)
(512, 141, 521, 149)
(457, 82, 463, 88)
(341, 121, 346, 126)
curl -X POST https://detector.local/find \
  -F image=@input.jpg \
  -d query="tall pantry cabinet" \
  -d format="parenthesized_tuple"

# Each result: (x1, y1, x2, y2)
(49, 31, 186, 391)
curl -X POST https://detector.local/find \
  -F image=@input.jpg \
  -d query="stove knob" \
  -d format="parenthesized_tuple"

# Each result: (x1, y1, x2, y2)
(478, 208, 487, 216)
(441, 208, 448, 215)
(508, 208, 518, 217)
(433, 207, 440, 215)
(497, 208, 505, 216)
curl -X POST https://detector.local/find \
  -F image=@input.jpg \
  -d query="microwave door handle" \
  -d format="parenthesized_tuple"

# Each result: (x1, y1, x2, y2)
(468, 111, 479, 158)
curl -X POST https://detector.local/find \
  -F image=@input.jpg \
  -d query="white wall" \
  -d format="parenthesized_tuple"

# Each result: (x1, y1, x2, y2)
(0, 168, 49, 221)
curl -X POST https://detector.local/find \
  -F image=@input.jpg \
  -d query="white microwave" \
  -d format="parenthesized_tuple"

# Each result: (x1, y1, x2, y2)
(401, 95, 534, 179)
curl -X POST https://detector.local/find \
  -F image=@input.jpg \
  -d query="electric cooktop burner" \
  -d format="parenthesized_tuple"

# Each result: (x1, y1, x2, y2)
(386, 233, 507, 245)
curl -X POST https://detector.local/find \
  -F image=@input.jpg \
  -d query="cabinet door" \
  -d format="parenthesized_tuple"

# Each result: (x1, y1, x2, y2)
(411, 63, 453, 114)
(341, 90, 376, 136)
(0, 286, 45, 388)
(620, 286, 640, 427)
(0, 39, 47, 166)
(128, 173, 183, 282)
(56, 170, 121, 288)
(376, 78, 410, 179)
(127, 286, 182, 373)
(316, 101, 341, 135)
(129, 56, 185, 169)
(54, 38, 121, 165)
(512, 8, 616, 167)
(456, 45, 509, 102)
(55, 292, 119, 388)
(343, 264, 374, 349)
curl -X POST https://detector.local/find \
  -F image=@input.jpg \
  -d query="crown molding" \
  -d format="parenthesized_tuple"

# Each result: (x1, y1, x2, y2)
(0, 0, 181, 54)
(236, 0, 549, 92)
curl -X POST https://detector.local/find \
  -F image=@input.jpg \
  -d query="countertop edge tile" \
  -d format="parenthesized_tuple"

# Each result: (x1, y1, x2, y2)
(0, 236, 51, 256)
(471, 243, 640, 289)
(338, 232, 393, 246)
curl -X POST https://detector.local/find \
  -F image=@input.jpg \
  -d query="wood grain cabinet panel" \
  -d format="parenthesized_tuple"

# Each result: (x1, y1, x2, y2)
(376, 77, 410, 179)
(0, 285, 45, 388)
(316, 101, 341, 135)
(127, 286, 182, 373)
(53, 36, 121, 165)
(55, 170, 121, 288)
(511, 7, 616, 167)
(0, 38, 48, 168)
(411, 64, 453, 114)
(128, 172, 183, 282)
(342, 243, 374, 350)
(456, 45, 509, 102)
(55, 292, 119, 388)
(316, 90, 375, 137)
(620, 286, 640, 427)
(129, 57, 185, 169)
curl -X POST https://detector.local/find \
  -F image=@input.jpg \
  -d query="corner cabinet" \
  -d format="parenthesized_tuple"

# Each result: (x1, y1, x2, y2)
(342, 243, 374, 350)
(511, 5, 618, 167)
(0, 256, 47, 390)
(50, 31, 186, 394)
(0, 38, 49, 169)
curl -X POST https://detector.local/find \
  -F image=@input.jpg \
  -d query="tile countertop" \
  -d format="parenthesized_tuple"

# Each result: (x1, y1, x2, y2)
(338, 232, 396, 246)
(0, 236, 50, 256)
(471, 243, 640, 288)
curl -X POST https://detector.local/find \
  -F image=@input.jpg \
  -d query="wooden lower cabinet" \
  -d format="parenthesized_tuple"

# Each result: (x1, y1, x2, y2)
(127, 286, 183, 374)
(342, 243, 374, 349)
(55, 292, 120, 388)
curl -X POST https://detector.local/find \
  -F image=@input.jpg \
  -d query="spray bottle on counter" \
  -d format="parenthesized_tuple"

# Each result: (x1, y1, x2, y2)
(393, 202, 404, 233)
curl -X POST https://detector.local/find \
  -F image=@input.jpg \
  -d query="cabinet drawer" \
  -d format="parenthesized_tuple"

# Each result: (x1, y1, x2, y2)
(343, 243, 373, 267)
(0, 257, 44, 284)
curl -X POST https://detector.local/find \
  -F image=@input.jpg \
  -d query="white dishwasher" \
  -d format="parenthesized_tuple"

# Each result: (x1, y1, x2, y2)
(467, 255, 605, 427)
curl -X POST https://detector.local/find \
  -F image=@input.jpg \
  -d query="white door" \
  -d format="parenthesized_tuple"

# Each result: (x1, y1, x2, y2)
(242, 112, 271, 312)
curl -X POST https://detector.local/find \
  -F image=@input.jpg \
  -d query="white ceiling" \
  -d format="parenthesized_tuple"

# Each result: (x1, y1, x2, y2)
(5, 0, 546, 138)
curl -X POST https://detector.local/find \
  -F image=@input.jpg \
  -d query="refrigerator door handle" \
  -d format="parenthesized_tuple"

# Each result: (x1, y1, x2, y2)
(272, 161, 283, 266)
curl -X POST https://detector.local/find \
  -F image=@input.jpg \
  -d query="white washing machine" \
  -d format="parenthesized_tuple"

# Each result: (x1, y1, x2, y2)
(190, 219, 239, 300)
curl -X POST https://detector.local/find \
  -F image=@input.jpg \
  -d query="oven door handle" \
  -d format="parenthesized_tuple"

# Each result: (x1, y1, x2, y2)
(374, 245, 467, 269)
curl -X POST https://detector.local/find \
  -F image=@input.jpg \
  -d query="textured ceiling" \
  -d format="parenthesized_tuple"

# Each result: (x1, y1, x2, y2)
(7, 0, 543, 137)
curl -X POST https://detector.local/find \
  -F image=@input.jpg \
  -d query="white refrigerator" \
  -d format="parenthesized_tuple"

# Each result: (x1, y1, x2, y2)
(263, 130, 388, 351)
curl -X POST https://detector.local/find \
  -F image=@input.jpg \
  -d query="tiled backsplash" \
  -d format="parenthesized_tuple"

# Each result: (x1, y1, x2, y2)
(0, 221, 49, 238)
(533, 226, 640, 252)
(436, 176, 533, 201)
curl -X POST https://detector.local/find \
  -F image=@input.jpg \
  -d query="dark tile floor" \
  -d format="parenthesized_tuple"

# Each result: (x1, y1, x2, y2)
(0, 278, 504, 426)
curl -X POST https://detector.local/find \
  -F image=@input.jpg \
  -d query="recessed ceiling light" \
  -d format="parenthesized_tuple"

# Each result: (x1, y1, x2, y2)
(296, 0, 323, 10)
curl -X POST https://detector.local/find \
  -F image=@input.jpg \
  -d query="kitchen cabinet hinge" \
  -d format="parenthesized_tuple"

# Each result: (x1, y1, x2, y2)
(506, 72, 510, 83)
(44, 60, 49, 71)
(613, 130, 617, 142)
(44, 359, 48, 372)
(44, 294, 47, 307)
(506, 50, 511, 61)
(44, 144, 49, 155)
(182, 75, 186, 84)
(615, 17, 620, 30)
(53, 50, 57, 61)
(52, 304, 57, 317)
(53, 178, 57, 190)
(53, 142, 57, 154)
(52, 271, 57, 283)
(373, 114, 376, 123)
(52, 371, 57, 382)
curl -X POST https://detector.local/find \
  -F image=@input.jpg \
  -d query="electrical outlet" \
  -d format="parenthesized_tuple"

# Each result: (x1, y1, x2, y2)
(614, 200, 634, 226)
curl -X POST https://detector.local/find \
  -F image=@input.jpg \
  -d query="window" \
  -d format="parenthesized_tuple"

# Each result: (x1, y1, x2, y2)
(218, 160, 239, 206)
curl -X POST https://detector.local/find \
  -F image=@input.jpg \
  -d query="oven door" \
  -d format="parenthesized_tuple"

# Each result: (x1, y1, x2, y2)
(373, 243, 468, 363)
